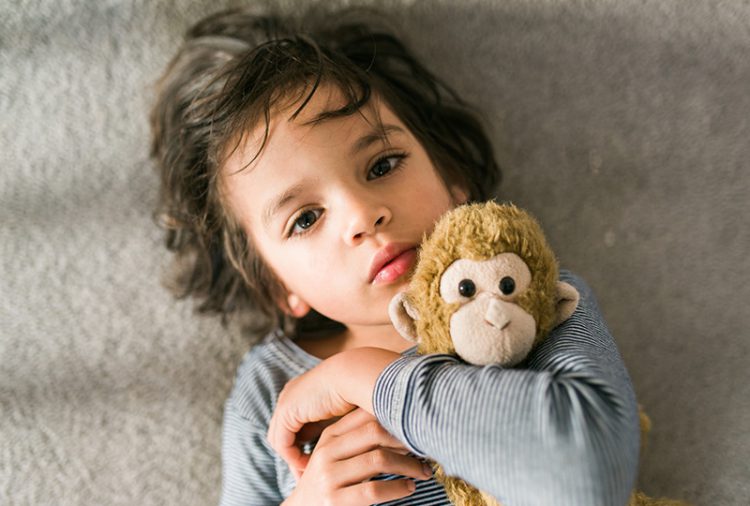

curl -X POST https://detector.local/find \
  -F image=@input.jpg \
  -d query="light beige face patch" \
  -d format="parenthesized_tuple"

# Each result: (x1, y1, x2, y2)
(439, 253, 531, 304)
(439, 253, 536, 366)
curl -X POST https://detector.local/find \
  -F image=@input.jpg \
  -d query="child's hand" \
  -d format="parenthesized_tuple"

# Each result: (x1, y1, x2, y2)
(281, 408, 430, 505)
(268, 347, 400, 473)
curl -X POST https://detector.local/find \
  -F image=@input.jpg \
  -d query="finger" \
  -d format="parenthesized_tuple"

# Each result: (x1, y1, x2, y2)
(334, 448, 432, 485)
(271, 432, 305, 474)
(321, 408, 378, 439)
(267, 411, 300, 458)
(271, 413, 345, 472)
(294, 418, 337, 462)
(326, 419, 409, 461)
(313, 408, 366, 449)
(277, 417, 345, 473)
(289, 453, 310, 481)
(336, 478, 417, 504)
(268, 403, 313, 472)
(297, 418, 338, 445)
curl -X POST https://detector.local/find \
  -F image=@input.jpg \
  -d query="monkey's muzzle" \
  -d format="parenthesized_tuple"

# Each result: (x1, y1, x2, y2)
(451, 295, 537, 366)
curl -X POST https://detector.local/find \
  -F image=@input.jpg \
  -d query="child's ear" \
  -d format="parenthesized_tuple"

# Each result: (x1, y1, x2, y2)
(285, 293, 311, 318)
(450, 184, 469, 206)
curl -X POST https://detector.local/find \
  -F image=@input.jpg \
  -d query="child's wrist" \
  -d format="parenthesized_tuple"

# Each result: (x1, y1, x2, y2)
(333, 347, 400, 414)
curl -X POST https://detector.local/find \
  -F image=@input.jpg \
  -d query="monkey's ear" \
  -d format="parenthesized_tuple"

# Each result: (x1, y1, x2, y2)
(388, 292, 420, 342)
(554, 281, 580, 326)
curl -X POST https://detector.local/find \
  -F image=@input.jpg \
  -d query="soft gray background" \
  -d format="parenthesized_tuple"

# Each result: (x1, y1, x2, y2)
(2, 0, 748, 504)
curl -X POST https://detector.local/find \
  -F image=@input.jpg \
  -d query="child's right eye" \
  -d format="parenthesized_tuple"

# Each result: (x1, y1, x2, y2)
(288, 209, 322, 237)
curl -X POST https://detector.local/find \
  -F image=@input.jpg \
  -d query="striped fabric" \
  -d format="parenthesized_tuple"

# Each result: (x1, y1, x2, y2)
(220, 272, 640, 505)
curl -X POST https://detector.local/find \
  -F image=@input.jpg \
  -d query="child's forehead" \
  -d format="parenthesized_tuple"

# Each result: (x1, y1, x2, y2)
(278, 83, 394, 132)
(227, 83, 403, 162)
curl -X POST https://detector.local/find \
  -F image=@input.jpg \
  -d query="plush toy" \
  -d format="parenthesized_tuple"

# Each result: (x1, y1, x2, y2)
(388, 201, 688, 506)
(388, 201, 577, 505)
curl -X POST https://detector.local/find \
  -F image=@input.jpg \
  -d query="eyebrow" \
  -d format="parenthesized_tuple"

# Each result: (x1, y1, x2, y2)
(262, 182, 307, 230)
(349, 124, 405, 158)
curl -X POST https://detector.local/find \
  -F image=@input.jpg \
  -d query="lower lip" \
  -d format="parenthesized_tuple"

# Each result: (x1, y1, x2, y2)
(372, 248, 418, 285)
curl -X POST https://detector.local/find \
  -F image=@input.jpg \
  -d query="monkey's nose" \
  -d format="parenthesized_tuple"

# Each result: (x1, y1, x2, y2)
(485, 300, 510, 330)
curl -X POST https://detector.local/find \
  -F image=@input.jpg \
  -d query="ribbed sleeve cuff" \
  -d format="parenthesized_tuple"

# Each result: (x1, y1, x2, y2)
(373, 353, 462, 457)
(372, 354, 425, 455)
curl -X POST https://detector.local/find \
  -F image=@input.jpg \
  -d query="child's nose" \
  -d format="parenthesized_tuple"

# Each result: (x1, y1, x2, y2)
(343, 202, 392, 244)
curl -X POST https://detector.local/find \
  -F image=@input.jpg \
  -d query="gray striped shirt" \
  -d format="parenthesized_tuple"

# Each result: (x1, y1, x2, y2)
(220, 272, 640, 505)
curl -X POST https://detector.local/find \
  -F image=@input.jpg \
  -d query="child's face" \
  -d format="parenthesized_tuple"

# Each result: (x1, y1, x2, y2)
(221, 85, 466, 327)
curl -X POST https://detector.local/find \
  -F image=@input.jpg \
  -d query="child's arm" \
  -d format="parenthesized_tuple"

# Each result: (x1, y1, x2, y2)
(223, 403, 429, 505)
(223, 381, 429, 506)
(267, 347, 400, 466)
(372, 271, 640, 505)
(269, 272, 640, 506)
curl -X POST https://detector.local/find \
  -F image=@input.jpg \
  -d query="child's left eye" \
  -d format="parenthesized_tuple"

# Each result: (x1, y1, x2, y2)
(367, 154, 406, 181)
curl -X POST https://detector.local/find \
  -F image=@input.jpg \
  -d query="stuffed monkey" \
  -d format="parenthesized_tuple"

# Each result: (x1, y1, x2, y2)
(389, 201, 688, 506)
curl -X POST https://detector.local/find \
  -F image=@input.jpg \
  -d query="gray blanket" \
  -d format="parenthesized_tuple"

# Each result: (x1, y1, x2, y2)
(2, 0, 748, 504)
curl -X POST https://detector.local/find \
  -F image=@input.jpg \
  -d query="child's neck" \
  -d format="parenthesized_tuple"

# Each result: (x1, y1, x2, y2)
(294, 323, 414, 360)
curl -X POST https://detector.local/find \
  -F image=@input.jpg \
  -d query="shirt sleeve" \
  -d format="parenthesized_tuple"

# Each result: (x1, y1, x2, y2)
(372, 271, 640, 506)
(220, 400, 284, 506)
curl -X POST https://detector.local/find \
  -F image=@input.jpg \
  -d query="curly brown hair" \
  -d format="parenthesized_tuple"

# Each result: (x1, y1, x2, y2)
(149, 5, 501, 338)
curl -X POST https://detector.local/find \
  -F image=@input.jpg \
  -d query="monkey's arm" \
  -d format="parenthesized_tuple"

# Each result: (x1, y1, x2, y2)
(373, 271, 640, 506)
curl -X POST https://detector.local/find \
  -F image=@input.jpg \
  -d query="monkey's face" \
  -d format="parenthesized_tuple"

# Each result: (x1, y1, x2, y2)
(388, 203, 579, 364)
(439, 252, 537, 366)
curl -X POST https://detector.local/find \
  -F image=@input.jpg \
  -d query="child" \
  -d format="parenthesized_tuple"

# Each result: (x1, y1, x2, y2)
(150, 6, 640, 506)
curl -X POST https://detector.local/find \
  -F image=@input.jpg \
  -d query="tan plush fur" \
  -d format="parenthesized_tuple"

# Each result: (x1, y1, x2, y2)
(400, 202, 688, 506)
(406, 202, 560, 358)
(627, 491, 692, 506)
(402, 202, 563, 505)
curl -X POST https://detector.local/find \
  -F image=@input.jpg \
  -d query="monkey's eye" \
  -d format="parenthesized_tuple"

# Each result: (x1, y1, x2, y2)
(499, 276, 516, 295)
(458, 279, 476, 298)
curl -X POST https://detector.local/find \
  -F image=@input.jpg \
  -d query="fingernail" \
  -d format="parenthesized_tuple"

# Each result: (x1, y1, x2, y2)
(422, 463, 433, 478)
(407, 480, 416, 492)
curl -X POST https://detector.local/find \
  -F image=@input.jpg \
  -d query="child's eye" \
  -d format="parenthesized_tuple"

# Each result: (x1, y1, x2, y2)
(367, 153, 406, 181)
(288, 208, 323, 237)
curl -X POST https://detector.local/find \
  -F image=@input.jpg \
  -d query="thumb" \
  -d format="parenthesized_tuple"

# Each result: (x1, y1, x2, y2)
(268, 416, 299, 458)
(267, 376, 311, 457)
(289, 454, 311, 481)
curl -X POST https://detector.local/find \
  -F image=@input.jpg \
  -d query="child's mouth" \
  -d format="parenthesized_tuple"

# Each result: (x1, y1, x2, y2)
(372, 248, 418, 285)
